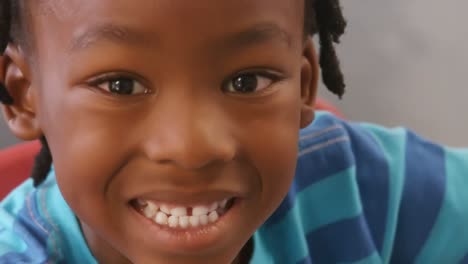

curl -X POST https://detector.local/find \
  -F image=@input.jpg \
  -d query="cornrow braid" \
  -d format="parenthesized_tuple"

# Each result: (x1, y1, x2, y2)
(310, 0, 347, 98)
(0, 0, 347, 186)
(31, 136, 53, 187)
(0, 1, 13, 104)
(0, 1, 10, 53)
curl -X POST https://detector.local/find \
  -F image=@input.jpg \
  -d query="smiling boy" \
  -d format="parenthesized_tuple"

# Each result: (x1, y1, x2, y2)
(1, 0, 468, 264)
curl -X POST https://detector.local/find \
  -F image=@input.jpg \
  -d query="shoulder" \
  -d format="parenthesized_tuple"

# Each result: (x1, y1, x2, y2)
(0, 179, 52, 263)
(254, 112, 468, 263)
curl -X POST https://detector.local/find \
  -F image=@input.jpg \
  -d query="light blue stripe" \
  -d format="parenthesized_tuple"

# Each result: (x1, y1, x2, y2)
(251, 232, 275, 263)
(362, 125, 407, 263)
(295, 167, 362, 232)
(40, 170, 98, 264)
(256, 199, 310, 262)
(0, 211, 27, 256)
(0, 179, 35, 256)
(415, 148, 468, 264)
(256, 167, 362, 263)
(343, 252, 382, 264)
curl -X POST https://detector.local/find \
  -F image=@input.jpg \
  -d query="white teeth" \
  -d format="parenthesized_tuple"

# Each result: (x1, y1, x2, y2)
(209, 202, 218, 212)
(160, 205, 171, 215)
(139, 198, 232, 228)
(179, 216, 189, 228)
(208, 211, 219, 223)
(155, 212, 168, 225)
(168, 216, 178, 228)
(189, 216, 200, 227)
(219, 199, 228, 208)
(171, 207, 188, 217)
(192, 206, 209, 216)
(143, 202, 158, 218)
(199, 214, 209, 226)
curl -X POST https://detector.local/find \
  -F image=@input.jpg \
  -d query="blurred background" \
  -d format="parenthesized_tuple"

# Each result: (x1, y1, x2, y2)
(1, 0, 468, 148)
(319, 0, 468, 147)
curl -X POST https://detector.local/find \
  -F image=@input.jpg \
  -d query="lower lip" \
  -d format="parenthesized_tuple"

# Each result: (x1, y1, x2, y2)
(129, 198, 241, 253)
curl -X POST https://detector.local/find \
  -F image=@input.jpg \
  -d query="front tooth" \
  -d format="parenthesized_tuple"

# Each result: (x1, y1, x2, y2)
(192, 206, 209, 216)
(143, 202, 158, 218)
(209, 202, 218, 212)
(179, 216, 189, 228)
(168, 216, 178, 228)
(199, 215, 209, 225)
(189, 216, 200, 227)
(160, 205, 171, 215)
(155, 212, 168, 225)
(171, 207, 188, 217)
(208, 211, 219, 223)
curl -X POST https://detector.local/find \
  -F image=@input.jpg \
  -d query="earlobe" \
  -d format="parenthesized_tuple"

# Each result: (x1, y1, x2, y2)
(299, 37, 319, 129)
(1, 45, 42, 140)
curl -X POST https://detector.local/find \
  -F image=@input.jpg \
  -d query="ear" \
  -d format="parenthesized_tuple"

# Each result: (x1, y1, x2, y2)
(299, 37, 319, 129)
(0, 44, 42, 140)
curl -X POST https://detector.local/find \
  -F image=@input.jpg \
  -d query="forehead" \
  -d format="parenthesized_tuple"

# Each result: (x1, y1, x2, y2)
(31, 0, 305, 51)
(36, 0, 303, 19)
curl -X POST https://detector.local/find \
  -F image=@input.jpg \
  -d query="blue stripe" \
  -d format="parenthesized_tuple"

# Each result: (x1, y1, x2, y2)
(269, 137, 354, 226)
(390, 131, 446, 263)
(349, 252, 382, 264)
(306, 215, 377, 263)
(267, 119, 354, 226)
(460, 253, 468, 264)
(298, 113, 354, 185)
(1, 192, 49, 263)
(414, 148, 468, 263)
(258, 168, 362, 262)
(345, 122, 389, 254)
(297, 256, 314, 264)
(360, 125, 407, 263)
(297, 251, 382, 264)
(296, 135, 354, 189)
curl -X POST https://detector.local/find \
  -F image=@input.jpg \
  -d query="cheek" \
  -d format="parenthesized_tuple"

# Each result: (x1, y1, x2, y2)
(40, 93, 139, 213)
(234, 85, 302, 219)
(245, 117, 300, 217)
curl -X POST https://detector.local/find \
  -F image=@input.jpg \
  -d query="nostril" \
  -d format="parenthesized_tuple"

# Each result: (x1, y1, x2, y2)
(142, 127, 236, 170)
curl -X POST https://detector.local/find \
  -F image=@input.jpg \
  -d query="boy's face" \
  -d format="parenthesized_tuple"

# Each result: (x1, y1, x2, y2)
(4, 0, 318, 263)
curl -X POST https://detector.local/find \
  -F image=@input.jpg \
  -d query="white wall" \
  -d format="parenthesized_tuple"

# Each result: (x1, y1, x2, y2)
(1, 0, 468, 148)
(0, 115, 18, 148)
(320, 0, 468, 147)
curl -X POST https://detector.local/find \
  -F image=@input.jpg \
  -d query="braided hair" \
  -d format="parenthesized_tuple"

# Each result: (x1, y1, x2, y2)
(0, 0, 346, 186)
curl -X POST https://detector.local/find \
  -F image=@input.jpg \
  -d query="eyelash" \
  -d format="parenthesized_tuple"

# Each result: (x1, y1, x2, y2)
(228, 70, 284, 95)
(87, 72, 150, 96)
(87, 69, 285, 97)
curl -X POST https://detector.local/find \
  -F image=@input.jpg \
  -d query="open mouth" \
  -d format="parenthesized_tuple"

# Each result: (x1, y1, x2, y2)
(130, 197, 236, 230)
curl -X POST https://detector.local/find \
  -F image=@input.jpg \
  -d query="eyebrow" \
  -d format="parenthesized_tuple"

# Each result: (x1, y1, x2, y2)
(69, 22, 292, 52)
(70, 23, 150, 52)
(221, 23, 293, 51)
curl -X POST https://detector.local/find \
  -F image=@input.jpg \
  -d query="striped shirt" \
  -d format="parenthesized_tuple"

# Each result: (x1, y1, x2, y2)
(1, 111, 468, 263)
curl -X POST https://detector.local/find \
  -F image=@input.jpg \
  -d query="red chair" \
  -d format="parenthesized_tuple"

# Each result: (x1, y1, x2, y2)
(0, 140, 40, 199)
(0, 99, 343, 200)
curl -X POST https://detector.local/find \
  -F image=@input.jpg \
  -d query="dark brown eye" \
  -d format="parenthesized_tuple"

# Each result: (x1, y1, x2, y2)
(224, 73, 274, 94)
(98, 78, 147, 95)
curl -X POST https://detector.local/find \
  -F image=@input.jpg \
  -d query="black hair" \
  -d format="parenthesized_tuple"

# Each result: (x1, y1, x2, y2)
(0, 1, 345, 262)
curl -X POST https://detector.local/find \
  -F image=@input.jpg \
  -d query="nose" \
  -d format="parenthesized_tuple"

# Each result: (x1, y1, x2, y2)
(141, 98, 237, 170)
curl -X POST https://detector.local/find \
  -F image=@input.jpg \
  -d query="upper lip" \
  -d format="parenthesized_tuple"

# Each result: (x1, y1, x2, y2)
(131, 190, 241, 206)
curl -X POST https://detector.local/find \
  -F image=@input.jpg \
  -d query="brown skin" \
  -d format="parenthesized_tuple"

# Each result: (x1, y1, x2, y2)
(1, 0, 319, 263)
